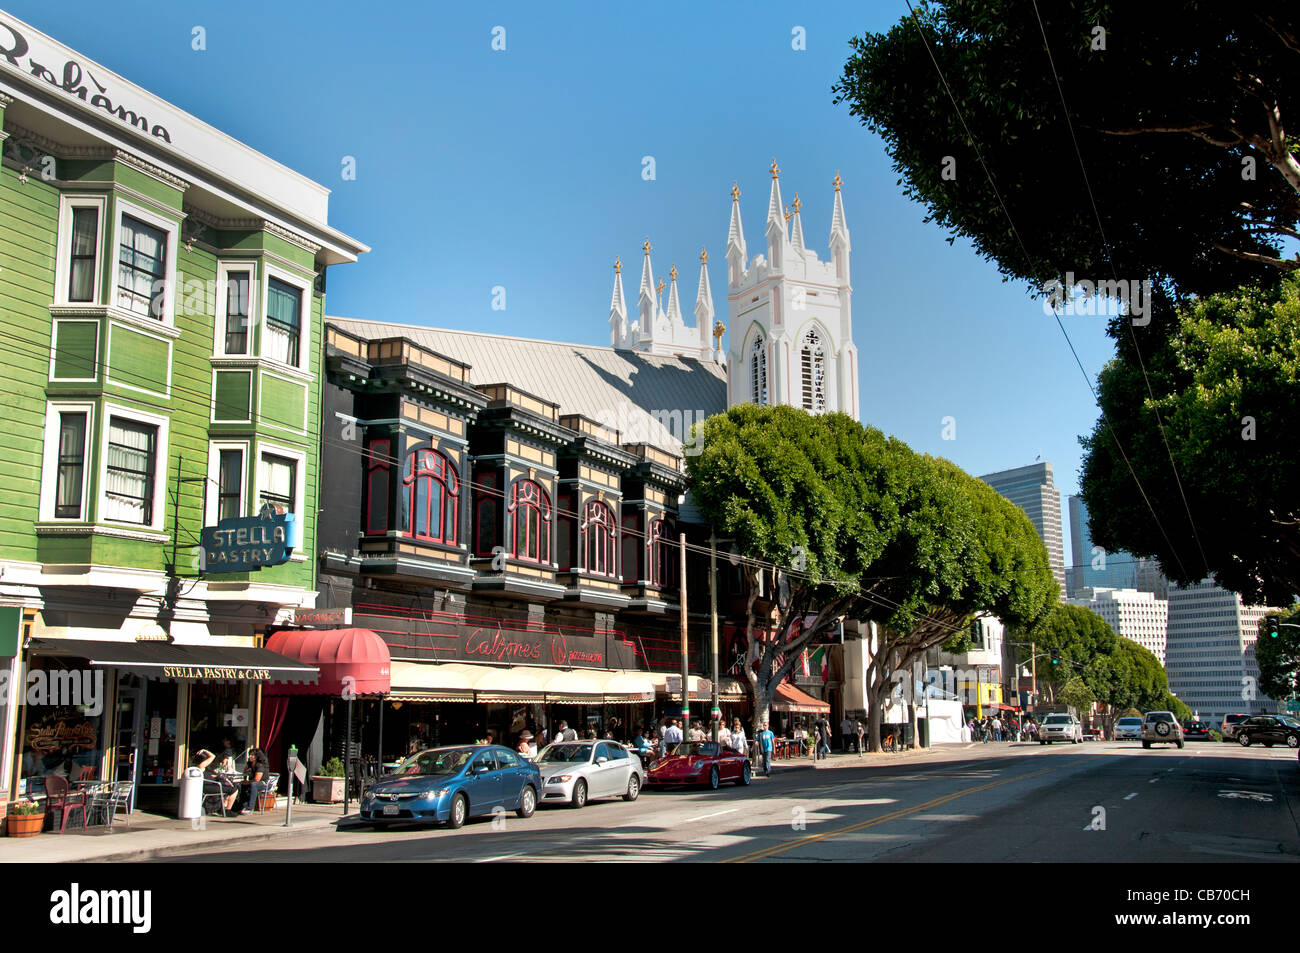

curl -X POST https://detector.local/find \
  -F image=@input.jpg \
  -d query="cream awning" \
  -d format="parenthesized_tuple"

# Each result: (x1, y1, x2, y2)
(387, 661, 657, 704)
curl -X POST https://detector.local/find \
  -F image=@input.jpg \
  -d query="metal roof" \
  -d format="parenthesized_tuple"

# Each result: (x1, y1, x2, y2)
(327, 317, 727, 455)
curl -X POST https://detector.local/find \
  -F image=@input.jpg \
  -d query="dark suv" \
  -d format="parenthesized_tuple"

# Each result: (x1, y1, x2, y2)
(1235, 715, 1300, 749)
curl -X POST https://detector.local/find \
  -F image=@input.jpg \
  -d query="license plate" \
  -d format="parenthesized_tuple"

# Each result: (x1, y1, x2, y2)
(382, 803, 399, 816)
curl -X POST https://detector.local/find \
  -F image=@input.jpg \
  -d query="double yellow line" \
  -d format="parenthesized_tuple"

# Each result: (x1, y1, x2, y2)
(724, 765, 1059, 863)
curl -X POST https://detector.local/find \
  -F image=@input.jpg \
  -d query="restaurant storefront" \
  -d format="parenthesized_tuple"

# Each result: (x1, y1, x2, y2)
(13, 634, 317, 813)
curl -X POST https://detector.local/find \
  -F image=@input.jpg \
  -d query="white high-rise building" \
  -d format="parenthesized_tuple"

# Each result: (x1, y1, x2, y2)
(1165, 579, 1281, 724)
(725, 161, 859, 420)
(1069, 587, 1169, 665)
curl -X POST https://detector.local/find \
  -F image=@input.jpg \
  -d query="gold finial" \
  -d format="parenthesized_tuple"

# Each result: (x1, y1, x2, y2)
(643, 237, 652, 256)
(670, 264, 678, 282)
(614, 256, 622, 275)
(833, 170, 842, 192)
(730, 180, 740, 202)
(656, 277, 666, 296)
(792, 193, 802, 214)
(784, 204, 793, 223)
(700, 244, 708, 264)
(713, 320, 726, 344)
(770, 158, 780, 179)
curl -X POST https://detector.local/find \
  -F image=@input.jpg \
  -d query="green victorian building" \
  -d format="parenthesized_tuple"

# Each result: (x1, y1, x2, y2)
(0, 12, 365, 814)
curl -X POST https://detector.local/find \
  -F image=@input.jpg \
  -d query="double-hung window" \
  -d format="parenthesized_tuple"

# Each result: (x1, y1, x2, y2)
(265, 277, 302, 366)
(258, 453, 296, 514)
(224, 271, 251, 355)
(104, 418, 157, 524)
(117, 215, 168, 319)
(54, 413, 88, 519)
(68, 207, 99, 302)
(217, 449, 243, 521)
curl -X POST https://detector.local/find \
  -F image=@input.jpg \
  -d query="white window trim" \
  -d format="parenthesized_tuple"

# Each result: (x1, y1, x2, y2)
(255, 440, 307, 561)
(53, 194, 107, 307)
(108, 197, 180, 328)
(261, 263, 313, 373)
(38, 401, 96, 522)
(206, 441, 249, 525)
(99, 402, 170, 533)
(48, 319, 101, 383)
(213, 260, 259, 357)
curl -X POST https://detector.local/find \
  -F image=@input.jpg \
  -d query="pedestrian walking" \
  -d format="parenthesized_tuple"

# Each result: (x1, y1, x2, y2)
(758, 722, 775, 777)
(856, 720, 865, 758)
(730, 720, 747, 756)
(815, 722, 831, 760)
(841, 716, 854, 753)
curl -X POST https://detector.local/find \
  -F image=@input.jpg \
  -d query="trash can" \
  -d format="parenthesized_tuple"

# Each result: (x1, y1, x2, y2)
(178, 766, 204, 819)
(918, 719, 930, 748)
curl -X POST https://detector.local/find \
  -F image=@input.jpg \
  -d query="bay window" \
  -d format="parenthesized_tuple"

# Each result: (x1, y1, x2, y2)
(116, 214, 168, 319)
(509, 479, 551, 564)
(265, 277, 302, 366)
(104, 418, 157, 524)
(401, 447, 458, 545)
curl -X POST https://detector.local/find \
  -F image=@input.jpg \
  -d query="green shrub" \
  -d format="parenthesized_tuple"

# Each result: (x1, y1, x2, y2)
(319, 757, 345, 777)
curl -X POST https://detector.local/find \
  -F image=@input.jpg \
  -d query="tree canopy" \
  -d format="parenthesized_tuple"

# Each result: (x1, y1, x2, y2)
(832, 2, 1300, 302)
(1081, 276, 1300, 604)
(687, 405, 1056, 749)
(1255, 608, 1300, 702)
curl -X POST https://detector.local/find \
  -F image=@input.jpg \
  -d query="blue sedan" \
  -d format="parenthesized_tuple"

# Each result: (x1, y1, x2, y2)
(359, 745, 540, 829)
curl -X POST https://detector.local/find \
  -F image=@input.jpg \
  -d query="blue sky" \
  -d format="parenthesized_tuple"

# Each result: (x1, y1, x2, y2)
(14, 0, 1126, 561)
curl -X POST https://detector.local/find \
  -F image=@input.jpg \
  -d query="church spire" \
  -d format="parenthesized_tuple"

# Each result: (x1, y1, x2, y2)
(829, 171, 851, 284)
(637, 238, 656, 341)
(609, 256, 627, 347)
(765, 158, 787, 271)
(665, 263, 682, 324)
(789, 192, 806, 257)
(695, 245, 715, 357)
(726, 181, 747, 287)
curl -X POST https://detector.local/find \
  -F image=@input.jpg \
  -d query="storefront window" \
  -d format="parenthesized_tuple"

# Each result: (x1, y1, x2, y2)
(18, 657, 106, 789)
(187, 682, 250, 768)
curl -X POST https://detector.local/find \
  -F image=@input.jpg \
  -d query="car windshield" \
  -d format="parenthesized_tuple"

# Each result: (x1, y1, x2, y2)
(538, 744, 593, 764)
(1044, 716, 1071, 725)
(1279, 716, 1300, 729)
(671, 742, 719, 757)
(392, 748, 475, 776)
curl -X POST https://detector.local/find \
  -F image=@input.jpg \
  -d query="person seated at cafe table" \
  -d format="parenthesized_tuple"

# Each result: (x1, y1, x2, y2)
(193, 747, 237, 813)
(241, 747, 271, 815)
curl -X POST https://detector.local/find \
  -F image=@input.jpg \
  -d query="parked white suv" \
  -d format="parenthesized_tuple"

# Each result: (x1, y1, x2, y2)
(1039, 713, 1083, 745)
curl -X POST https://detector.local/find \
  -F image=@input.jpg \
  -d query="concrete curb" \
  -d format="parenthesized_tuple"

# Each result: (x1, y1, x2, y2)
(80, 814, 341, 863)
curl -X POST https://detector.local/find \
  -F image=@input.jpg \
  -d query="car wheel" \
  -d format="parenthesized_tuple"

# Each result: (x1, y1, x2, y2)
(1239, 733, 1252, 747)
(1039, 740, 1046, 745)
(1177, 740, 1184, 749)
(570, 779, 588, 809)
(1287, 734, 1300, 749)
(516, 785, 536, 819)
(623, 775, 641, 802)
(708, 766, 720, 790)
(447, 793, 468, 829)
(737, 761, 752, 786)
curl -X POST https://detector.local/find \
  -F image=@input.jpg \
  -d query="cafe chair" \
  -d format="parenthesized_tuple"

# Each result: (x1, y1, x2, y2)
(92, 781, 134, 830)
(75, 765, 96, 782)
(44, 775, 89, 833)
(201, 778, 229, 817)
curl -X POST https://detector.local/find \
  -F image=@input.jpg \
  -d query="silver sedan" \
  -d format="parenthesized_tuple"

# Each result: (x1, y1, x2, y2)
(535, 741, 645, 808)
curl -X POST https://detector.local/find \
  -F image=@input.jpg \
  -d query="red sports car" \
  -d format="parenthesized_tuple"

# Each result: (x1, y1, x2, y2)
(646, 741, 751, 789)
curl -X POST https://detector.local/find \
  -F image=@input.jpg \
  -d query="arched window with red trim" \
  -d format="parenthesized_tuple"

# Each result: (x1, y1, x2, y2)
(647, 517, 677, 589)
(582, 499, 617, 577)
(401, 447, 459, 545)
(510, 478, 551, 564)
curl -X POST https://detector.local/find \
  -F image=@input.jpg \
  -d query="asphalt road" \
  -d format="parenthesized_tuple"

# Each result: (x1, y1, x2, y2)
(162, 742, 1300, 863)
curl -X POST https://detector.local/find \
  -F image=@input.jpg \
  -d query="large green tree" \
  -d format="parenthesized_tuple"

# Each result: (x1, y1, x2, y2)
(832, 2, 1300, 300)
(834, 3, 1300, 602)
(687, 405, 1056, 751)
(1081, 277, 1300, 604)
(1255, 608, 1300, 702)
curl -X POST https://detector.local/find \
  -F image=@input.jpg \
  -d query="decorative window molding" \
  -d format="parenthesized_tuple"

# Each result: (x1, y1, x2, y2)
(400, 446, 459, 545)
(98, 402, 170, 532)
(509, 478, 551, 565)
(54, 193, 107, 306)
(750, 333, 768, 406)
(262, 263, 312, 372)
(39, 401, 95, 522)
(108, 197, 179, 327)
(205, 440, 249, 524)
(799, 327, 827, 414)
(582, 499, 617, 578)
(213, 260, 258, 357)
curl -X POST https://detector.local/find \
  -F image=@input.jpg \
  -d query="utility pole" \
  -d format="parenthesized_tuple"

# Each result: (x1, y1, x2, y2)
(1031, 641, 1037, 711)
(710, 534, 719, 743)
(679, 532, 690, 733)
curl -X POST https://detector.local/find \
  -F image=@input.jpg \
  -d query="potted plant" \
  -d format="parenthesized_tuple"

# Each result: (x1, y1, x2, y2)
(6, 799, 46, 838)
(311, 757, 346, 804)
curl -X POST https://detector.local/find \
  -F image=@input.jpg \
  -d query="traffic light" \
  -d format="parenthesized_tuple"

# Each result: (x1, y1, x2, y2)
(1266, 617, 1280, 639)
(1050, 653, 1060, 667)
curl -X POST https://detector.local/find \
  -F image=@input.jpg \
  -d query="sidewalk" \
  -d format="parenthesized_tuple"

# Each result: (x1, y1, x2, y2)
(1, 801, 344, 863)
(759, 742, 975, 774)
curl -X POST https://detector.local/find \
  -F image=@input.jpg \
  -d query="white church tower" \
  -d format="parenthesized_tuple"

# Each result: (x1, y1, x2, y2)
(725, 161, 858, 421)
(609, 238, 721, 362)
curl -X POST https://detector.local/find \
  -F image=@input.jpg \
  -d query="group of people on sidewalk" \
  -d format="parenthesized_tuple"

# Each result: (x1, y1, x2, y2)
(968, 715, 1030, 742)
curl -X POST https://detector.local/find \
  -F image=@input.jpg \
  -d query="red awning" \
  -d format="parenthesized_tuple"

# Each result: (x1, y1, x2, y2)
(264, 627, 391, 696)
(772, 681, 830, 714)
